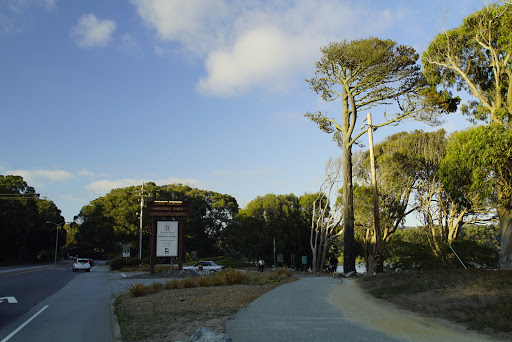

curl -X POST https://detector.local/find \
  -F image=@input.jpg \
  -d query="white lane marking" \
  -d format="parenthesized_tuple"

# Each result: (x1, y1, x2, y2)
(1, 305, 49, 342)
(0, 297, 17, 304)
(121, 273, 127, 278)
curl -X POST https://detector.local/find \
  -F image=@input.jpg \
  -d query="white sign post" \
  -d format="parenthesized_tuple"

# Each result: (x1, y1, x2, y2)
(122, 244, 130, 258)
(156, 221, 178, 257)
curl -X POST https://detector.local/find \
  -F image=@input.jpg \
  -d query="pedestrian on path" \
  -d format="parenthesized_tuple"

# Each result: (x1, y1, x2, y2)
(257, 258, 265, 272)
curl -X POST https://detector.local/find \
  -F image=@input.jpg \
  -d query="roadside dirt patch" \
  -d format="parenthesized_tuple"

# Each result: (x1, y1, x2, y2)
(115, 280, 296, 342)
(330, 278, 509, 342)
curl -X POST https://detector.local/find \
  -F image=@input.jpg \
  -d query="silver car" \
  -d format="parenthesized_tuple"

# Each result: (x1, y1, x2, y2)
(182, 261, 225, 272)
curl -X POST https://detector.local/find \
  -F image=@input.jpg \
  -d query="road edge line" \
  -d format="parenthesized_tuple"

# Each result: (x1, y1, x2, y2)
(1, 305, 49, 342)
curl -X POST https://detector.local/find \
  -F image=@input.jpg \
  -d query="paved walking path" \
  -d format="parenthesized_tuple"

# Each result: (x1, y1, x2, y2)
(226, 276, 504, 342)
(226, 276, 402, 342)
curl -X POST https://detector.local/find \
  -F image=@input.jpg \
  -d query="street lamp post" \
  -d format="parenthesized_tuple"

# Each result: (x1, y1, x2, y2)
(47, 221, 65, 264)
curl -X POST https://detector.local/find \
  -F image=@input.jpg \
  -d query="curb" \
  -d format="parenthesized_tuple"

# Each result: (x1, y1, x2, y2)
(111, 298, 123, 342)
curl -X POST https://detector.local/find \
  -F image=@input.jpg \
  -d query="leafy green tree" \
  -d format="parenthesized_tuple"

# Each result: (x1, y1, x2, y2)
(232, 194, 312, 267)
(355, 130, 493, 269)
(424, 2, 512, 269)
(0, 175, 64, 263)
(75, 183, 238, 259)
(386, 226, 499, 270)
(441, 124, 512, 268)
(306, 38, 453, 273)
(75, 202, 117, 256)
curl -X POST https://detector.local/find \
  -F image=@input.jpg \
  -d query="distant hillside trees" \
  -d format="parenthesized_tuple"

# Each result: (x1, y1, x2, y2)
(221, 193, 315, 268)
(75, 183, 238, 258)
(0, 175, 65, 264)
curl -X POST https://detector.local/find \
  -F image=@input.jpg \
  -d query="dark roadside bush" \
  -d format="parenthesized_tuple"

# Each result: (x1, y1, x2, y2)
(110, 257, 145, 271)
(110, 258, 127, 271)
(449, 239, 498, 269)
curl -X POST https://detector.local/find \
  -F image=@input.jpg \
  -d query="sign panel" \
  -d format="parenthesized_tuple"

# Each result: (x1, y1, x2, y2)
(156, 221, 178, 257)
(146, 201, 189, 217)
(122, 244, 130, 258)
(147, 211, 188, 217)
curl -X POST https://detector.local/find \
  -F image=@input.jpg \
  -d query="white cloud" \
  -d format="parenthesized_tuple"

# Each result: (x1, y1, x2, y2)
(4, 169, 73, 186)
(78, 169, 95, 177)
(70, 13, 117, 48)
(85, 177, 206, 195)
(131, 0, 230, 55)
(131, 0, 399, 97)
(1, 0, 59, 32)
(1, 0, 58, 12)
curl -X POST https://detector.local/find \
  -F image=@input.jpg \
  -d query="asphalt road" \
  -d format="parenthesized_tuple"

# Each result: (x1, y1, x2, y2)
(0, 264, 77, 329)
(226, 276, 404, 342)
(0, 262, 113, 342)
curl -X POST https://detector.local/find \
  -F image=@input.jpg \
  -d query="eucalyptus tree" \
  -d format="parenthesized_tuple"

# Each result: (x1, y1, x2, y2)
(423, 2, 512, 269)
(309, 157, 343, 273)
(306, 38, 454, 273)
(356, 130, 492, 267)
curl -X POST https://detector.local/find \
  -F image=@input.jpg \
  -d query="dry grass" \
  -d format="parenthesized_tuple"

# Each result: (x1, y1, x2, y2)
(114, 269, 295, 342)
(357, 269, 512, 340)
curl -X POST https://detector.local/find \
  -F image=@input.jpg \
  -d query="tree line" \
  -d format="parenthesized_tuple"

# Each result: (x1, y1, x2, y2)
(0, 175, 65, 264)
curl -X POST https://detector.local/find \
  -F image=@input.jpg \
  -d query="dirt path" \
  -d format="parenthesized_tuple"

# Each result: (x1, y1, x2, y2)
(329, 278, 507, 342)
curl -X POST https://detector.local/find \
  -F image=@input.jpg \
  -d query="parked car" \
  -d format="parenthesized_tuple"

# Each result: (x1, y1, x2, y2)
(72, 258, 91, 272)
(182, 261, 225, 272)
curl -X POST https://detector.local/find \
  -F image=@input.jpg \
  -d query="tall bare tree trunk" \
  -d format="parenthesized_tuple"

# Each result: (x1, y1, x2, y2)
(343, 140, 356, 273)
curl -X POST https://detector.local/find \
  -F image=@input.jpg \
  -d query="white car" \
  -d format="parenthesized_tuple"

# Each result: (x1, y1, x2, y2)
(182, 261, 225, 272)
(72, 258, 91, 272)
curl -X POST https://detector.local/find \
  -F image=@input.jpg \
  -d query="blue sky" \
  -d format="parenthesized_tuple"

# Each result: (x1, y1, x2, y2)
(1, 0, 486, 222)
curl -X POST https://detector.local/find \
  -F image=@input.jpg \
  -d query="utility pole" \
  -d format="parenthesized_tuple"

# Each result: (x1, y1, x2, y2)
(363, 113, 383, 273)
(139, 182, 144, 259)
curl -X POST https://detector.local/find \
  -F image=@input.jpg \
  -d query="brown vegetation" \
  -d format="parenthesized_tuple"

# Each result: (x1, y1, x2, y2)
(114, 269, 295, 342)
(357, 269, 512, 340)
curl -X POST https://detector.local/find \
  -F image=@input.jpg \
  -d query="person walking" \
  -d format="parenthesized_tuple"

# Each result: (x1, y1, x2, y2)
(257, 258, 265, 272)
(329, 256, 338, 274)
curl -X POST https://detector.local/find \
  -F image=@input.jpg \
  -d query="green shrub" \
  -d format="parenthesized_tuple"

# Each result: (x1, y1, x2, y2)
(213, 257, 253, 268)
(450, 239, 499, 269)
(110, 258, 127, 271)
(126, 257, 142, 267)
